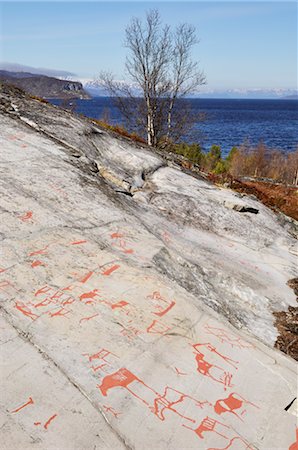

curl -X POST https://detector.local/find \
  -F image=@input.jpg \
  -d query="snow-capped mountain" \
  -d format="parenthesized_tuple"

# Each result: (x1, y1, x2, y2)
(0, 62, 75, 79)
(80, 78, 298, 99)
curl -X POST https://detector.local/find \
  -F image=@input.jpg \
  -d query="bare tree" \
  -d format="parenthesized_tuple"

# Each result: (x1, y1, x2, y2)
(99, 9, 205, 147)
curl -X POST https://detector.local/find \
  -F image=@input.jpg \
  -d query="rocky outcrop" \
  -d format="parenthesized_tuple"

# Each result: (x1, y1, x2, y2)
(0, 82, 297, 450)
(0, 70, 90, 99)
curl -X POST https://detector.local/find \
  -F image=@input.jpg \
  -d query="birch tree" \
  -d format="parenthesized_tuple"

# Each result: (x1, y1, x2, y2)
(99, 9, 205, 147)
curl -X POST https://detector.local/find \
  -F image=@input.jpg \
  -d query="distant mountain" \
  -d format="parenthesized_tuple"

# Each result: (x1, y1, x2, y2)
(0, 70, 90, 99)
(81, 79, 298, 100)
(196, 88, 298, 99)
(0, 62, 75, 79)
(282, 94, 298, 100)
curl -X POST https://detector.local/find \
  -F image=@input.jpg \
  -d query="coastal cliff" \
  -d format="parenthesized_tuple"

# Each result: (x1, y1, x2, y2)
(0, 70, 90, 99)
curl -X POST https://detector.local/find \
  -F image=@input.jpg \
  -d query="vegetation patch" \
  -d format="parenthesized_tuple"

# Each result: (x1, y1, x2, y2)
(273, 278, 298, 361)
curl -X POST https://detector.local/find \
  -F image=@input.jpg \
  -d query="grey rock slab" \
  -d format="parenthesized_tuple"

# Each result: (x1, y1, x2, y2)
(0, 87, 297, 449)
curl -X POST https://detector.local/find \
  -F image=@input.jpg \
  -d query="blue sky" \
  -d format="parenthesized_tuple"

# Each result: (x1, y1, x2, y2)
(0, 1, 297, 89)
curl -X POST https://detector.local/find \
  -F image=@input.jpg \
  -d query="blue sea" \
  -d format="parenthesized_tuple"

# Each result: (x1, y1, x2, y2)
(49, 97, 298, 157)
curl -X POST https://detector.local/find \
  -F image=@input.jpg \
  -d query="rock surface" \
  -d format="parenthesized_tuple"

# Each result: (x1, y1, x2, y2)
(0, 83, 297, 449)
(0, 71, 90, 99)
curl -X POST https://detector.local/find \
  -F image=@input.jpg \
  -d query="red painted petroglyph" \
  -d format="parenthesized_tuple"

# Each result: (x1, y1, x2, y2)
(83, 348, 119, 363)
(110, 300, 129, 310)
(98, 368, 150, 398)
(110, 232, 124, 239)
(152, 387, 211, 423)
(214, 393, 259, 421)
(193, 343, 239, 369)
(84, 348, 119, 375)
(34, 285, 52, 297)
(79, 271, 94, 283)
(19, 211, 33, 222)
(79, 313, 99, 324)
(120, 324, 142, 340)
(48, 307, 71, 318)
(147, 291, 176, 317)
(29, 245, 50, 257)
(0, 267, 7, 273)
(192, 347, 234, 390)
(34, 422, 41, 426)
(62, 285, 74, 291)
(15, 302, 39, 320)
(61, 297, 75, 306)
(32, 286, 75, 314)
(79, 289, 99, 304)
(110, 232, 134, 254)
(31, 260, 44, 268)
(174, 367, 188, 376)
(34, 297, 57, 308)
(289, 428, 298, 450)
(44, 413, 58, 429)
(103, 405, 122, 418)
(204, 324, 254, 349)
(184, 416, 254, 449)
(102, 264, 120, 276)
(194, 352, 233, 390)
(70, 240, 87, 245)
(98, 368, 212, 426)
(187, 416, 229, 439)
(11, 397, 34, 413)
(0, 280, 14, 291)
(146, 319, 172, 336)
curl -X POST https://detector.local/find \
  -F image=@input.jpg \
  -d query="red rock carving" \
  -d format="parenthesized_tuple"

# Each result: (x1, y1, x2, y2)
(70, 240, 87, 245)
(185, 417, 254, 449)
(151, 387, 211, 422)
(146, 319, 172, 336)
(204, 324, 254, 349)
(15, 302, 39, 320)
(193, 350, 233, 390)
(102, 264, 120, 276)
(214, 393, 259, 420)
(103, 405, 122, 418)
(44, 414, 58, 429)
(110, 300, 129, 310)
(98, 368, 211, 424)
(11, 397, 34, 413)
(289, 428, 298, 450)
(79, 289, 99, 303)
(192, 342, 239, 390)
(19, 211, 33, 222)
(79, 313, 99, 324)
(174, 367, 188, 376)
(83, 348, 119, 374)
(110, 232, 134, 254)
(31, 260, 44, 268)
(79, 271, 94, 283)
(0, 280, 14, 291)
(193, 343, 239, 369)
(110, 232, 123, 239)
(29, 245, 50, 256)
(147, 291, 176, 317)
(48, 307, 71, 318)
(34, 285, 52, 297)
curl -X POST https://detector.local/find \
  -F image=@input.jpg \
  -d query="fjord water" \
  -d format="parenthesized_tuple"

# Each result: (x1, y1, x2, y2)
(50, 97, 298, 156)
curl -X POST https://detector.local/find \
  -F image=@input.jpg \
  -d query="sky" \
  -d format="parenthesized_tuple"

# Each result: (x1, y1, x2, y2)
(0, 1, 297, 90)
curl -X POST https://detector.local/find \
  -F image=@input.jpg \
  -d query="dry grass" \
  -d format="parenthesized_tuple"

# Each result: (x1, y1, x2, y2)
(92, 119, 146, 144)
